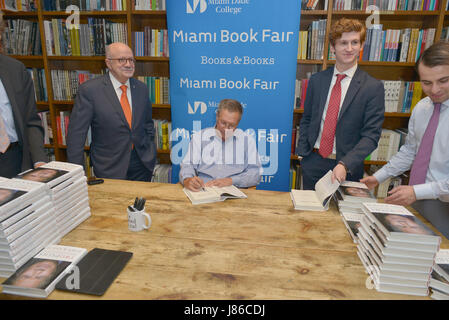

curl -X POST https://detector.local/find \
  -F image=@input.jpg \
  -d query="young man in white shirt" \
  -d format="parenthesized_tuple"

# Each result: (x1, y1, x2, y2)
(361, 41, 449, 206)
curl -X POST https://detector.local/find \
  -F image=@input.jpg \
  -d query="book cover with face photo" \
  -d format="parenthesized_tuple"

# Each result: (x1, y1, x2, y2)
(362, 203, 441, 244)
(0, 188, 27, 208)
(2, 245, 87, 298)
(372, 212, 436, 237)
(3, 258, 71, 289)
(338, 181, 376, 202)
(16, 167, 68, 184)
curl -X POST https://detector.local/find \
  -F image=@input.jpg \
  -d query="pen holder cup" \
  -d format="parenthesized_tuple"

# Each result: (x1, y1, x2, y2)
(127, 207, 151, 232)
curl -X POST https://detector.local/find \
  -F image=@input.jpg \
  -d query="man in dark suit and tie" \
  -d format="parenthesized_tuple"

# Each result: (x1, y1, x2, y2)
(297, 18, 385, 189)
(0, 12, 47, 178)
(67, 42, 156, 181)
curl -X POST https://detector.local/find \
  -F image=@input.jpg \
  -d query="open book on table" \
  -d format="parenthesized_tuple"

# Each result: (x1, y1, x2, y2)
(183, 185, 247, 205)
(290, 170, 340, 211)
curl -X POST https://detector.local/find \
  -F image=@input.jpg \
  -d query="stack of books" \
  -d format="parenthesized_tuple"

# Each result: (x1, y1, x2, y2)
(357, 203, 441, 296)
(340, 211, 363, 244)
(16, 162, 91, 238)
(335, 181, 377, 214)
(429, 249, 449, 300)
(0, 179, 60, 278)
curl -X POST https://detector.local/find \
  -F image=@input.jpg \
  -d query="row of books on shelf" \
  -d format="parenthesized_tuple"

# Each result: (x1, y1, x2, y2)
(43, 18, 127, 56)
(136, 76, 170, 105)
(301, 0, 325, 10)
(297, 21, 435, 64)
(42, 0, 127, 11)
(361, 26, 435, 63)
(383, 80, 423, 113)
(2, 19, 42, 56)
(0, 161, 90, 280)
(28, 68, 48, 102)
(0, 0, 35, 11)
(365, 128, 407, 162)
(83, 152, 94, 178)
(333, 0, 440, 10)
(294, 77, 423, 113)
(44, 148, 56, 162)
(153, 119, 171, 151)
(37, 111, 53, 145)
(50, 69, 104, 101)
(134, 0, 166, 10)
(289, 164, 303, 190)
(440, 27, 449, 41)
(37, 110, 92, 147)
(298, 20, 327, 60)
(338, 196, 448, 297)
(291, 125, 407, 166)
(133, 28, 169, 57)
(151, 164, 172, 184)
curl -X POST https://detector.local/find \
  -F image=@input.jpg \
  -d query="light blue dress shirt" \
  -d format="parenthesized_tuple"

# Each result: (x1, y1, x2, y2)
(0, 78, 18, 143)
(179, 127, 262, 188)
(374, 97, 449, 202)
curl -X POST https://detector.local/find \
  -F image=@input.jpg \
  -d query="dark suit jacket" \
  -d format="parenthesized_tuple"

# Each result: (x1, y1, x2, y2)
(0, 54, 46, 170)
(298, 66, 385, 179)
(67, 73, 156, 179)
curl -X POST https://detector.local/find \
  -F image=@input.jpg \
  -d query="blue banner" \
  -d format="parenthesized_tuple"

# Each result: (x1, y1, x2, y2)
(167, 0, 301, 191)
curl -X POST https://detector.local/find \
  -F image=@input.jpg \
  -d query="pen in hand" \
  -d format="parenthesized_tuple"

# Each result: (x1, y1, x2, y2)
(194, 168, 206, 192)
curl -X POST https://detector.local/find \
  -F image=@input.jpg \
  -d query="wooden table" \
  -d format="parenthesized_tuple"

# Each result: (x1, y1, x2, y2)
(1, 179, 448, 300)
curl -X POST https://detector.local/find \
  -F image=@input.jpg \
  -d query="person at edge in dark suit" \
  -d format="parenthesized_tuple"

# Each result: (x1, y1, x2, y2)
(297, 18, 385, 190)
(0, 10, 47, 178)
(67, 42, 156, 181)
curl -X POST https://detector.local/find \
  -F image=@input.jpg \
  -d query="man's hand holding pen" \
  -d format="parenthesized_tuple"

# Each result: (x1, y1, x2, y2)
(184, 176, 206, 192)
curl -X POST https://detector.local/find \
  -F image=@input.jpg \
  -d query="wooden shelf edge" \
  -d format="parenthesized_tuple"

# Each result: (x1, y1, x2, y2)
(10, 55, 43, 60)
(2, 10, 37, 16)
(41, 11, 127, 16)
(326, 60, 416, 67)
(300, 10, 327, 15)
(291, 154, 387, 166)
(385, 112, 411, 117)
(298, 59, 323, 64)
(47, 56, 106, 60)
(153, 104, 171, 109)
(331, 10, 440, 16)
(131, 10, 167, 15)
(135, 57, 170, 62)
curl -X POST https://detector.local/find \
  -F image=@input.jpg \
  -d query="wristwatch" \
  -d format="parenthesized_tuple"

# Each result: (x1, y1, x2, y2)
(338, 160, 349, 174)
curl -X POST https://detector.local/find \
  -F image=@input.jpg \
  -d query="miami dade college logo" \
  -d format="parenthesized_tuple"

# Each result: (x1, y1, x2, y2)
(188, 101, 207, 114)
(186, 0, 207, 13)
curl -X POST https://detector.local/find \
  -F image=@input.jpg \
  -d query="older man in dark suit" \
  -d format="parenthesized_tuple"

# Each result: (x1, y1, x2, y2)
(67, 42, 156, 181)
(298, 18, 385, 189)
(0, 11, 47, 178)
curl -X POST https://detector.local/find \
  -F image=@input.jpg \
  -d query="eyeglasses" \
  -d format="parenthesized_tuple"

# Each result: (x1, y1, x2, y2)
(107, 57, 136, 65)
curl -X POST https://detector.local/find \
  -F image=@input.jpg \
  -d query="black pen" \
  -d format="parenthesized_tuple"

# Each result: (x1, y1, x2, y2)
(194, 168, 206, 192)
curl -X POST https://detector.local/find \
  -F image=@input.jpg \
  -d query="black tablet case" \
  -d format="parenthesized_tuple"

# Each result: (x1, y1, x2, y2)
(55, 248, 133, 296)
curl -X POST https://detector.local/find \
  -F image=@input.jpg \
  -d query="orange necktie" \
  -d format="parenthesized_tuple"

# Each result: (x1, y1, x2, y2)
(120, 85, 132, 128)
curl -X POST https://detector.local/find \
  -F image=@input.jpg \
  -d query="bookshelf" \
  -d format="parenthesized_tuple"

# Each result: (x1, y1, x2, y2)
(2, 0, 171, 168)
(3, 0, 449, 182)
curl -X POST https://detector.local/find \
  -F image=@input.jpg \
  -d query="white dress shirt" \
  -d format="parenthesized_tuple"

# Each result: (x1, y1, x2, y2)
(0, 78, 18, 143)
(179, 127, 262, 188)
(314, 63, 358, 154)
(374, 96, 449, 202)
(109, 72, 132, 112)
